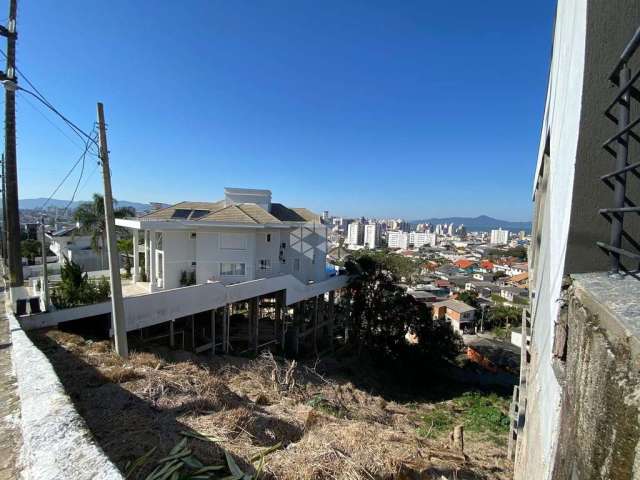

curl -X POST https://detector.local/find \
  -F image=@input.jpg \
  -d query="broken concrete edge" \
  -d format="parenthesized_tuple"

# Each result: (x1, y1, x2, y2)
(8, 311, 123, 480)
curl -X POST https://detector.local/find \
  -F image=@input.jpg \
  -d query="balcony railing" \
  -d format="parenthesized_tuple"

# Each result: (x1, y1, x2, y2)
(599, 26, 640, 276)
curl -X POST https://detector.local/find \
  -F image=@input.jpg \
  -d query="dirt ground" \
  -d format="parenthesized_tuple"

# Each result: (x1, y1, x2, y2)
(29, 329, 513, 480)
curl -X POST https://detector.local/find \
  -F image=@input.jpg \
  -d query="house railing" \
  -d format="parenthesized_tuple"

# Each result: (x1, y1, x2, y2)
(599, 26, 640, 276)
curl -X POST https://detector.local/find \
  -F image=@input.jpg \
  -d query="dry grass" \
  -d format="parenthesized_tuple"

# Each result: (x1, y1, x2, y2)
(30, 330, 513, 480)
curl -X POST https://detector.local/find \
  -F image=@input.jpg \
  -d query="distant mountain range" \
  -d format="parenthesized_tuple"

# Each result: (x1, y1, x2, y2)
(19, 198, 152, 213)
(410, 215, 531, 232)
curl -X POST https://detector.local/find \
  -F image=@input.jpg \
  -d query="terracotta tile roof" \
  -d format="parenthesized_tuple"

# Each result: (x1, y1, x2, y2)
(454, 259, 476, 269)
(508, 272, 529, 283)
(139, 199, 319, 225)
(480, 260, 494, 270)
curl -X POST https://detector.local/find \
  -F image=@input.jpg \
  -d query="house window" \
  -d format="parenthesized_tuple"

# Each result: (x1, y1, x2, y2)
(293, 258, 300, 272)
(266, 234, 271, 242)
(190, 232, 197, 239)
(220, 262, 246, 276)
(259, 259, 271, 271)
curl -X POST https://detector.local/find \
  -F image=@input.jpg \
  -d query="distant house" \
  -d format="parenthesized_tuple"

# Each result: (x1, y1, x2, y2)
(507, 271, 529, 288)
(46, 226, 104, 272)
(473, 272, 495, 282)
(500, 286, 529, 303)
(508, 262, 529, 276)
(479, 260, 494, 272)
(432, 299, 476, 334)
(454, 259, 477, 272)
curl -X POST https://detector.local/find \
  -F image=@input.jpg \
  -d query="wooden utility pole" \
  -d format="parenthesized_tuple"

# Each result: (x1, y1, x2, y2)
(40, 215, 49, 311)
(97, 102, 128, 358)
(3, 0, 22, 287)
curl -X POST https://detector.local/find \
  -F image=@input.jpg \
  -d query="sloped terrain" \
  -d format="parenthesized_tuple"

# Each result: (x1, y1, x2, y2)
(30, 329, 513, 480)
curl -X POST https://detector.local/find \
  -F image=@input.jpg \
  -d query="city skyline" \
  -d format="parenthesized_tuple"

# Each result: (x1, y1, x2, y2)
(13, 1, 554, 220)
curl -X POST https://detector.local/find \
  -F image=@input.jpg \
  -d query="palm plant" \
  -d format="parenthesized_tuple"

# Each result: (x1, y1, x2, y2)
(74, 193, 135, 269)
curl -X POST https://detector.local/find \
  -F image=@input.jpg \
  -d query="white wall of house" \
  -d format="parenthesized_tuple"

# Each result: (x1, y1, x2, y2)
(514, 1, 587, 479)
(148, 224, 328, 290)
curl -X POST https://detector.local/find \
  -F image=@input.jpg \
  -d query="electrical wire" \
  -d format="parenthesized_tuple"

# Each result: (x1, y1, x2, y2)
(0, 48, 99, 148)
(17, 89, 86, 151)
(62, 129, 97, 214)
(37, 130, 96, 213)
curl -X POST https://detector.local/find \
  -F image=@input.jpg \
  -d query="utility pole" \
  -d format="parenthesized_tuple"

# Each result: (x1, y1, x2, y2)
(40, 215, 49, 311)
(0, 154, 6, 262)
(2, 0, 21, 287)
(97, 102, 128, 358)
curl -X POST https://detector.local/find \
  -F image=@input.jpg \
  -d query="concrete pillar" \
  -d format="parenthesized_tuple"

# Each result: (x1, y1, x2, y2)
(249, 297, 259, 353)
(149, 230, 156, 292)
(275, 291, 284, 348)
(144, 230, 150, 282)
(190, 315, 195, 352)
(313, 295, 319, 354)
(328, 290, 335, 351)
(210, 310, 216, 356)
(133, 229, 139, 282)
(169, 320, 175, 348)
(223, 305, 229, 353)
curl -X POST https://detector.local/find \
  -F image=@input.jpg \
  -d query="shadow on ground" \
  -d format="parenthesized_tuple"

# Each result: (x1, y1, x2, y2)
(29, 331, 302, 479)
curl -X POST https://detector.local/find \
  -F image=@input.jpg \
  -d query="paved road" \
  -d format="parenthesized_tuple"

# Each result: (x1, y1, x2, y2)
(0, 289, 21, 479)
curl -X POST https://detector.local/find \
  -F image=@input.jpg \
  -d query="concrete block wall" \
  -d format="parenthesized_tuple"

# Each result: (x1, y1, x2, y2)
(550, 273, 640, 479)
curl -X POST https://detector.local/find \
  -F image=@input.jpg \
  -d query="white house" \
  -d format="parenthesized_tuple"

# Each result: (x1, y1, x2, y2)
(46, 226, 104, 272)
(116, 188, 330, 292)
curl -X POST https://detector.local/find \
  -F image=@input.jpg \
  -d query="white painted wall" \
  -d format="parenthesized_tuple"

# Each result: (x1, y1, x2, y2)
(515, 1, 587, 479)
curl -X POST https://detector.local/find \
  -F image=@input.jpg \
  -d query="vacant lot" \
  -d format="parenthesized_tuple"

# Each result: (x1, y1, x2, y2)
(30, 329, 513, 480)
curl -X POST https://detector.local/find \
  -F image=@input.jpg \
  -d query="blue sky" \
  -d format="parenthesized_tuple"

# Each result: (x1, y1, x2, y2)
(13, 1, 555, 220)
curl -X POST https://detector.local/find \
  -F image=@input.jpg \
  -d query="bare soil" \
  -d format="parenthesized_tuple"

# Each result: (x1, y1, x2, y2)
(30, 329, 513, 480)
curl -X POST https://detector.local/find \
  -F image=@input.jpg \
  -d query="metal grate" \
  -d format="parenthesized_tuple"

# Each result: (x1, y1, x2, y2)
(599, 26, 640, 276)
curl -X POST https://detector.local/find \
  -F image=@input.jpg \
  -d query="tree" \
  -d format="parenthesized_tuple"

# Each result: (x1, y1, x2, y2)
(486, 305, 522, 330)
(457, 290, 479, 309)
(74, 193, 135, 269)
(51, 259, 111, 308)
(21, 239, 41, 264)
(343, 253, 463, 363)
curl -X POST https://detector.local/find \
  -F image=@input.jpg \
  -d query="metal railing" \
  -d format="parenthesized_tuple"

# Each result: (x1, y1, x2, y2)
(599, 26, 640, 276)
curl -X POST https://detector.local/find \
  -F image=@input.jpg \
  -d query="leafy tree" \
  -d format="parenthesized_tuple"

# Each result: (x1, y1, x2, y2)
(343, 253, 463, 363)
(51, 260, 111, 308)
(457, 290, 479, 309)
(21, 239, 41, 264)
(350, 250, 419, 282)
(486, 305, 521, 330)
(74, 193, 135, 268)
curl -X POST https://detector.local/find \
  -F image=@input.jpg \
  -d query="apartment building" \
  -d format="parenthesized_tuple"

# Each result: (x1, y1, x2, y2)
(363, 223, 380, 249)
(346, 222, 364, 247)
(387, 230, 409, 249)
(490, 228, 509, 245)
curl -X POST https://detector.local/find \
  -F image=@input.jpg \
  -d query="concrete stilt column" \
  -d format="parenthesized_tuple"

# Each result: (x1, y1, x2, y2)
(190, 315, 195, 352)
(313, 295, 319, 354)
(144, 230, 150, 281)
(222, 305, 229, 354)
(210, 310, 216, 356)
(133, 229, 139, 282)
(275, 291, 284, 348)
(169, 320, 175, 348)
(328, 290, 335, 351)
(249, 297, 259, 353)
(149, 230, 156, 292)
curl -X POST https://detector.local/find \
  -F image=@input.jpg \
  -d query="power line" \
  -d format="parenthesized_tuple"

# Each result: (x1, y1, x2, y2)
(0, 48, 98, 148)
(38, 131, 96, 212)
(62, 130, 97, 214)
(17, 89, 86, 151)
